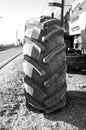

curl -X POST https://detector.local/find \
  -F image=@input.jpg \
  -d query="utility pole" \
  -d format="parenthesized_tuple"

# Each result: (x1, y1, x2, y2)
(49, 0, 64, 26)
(61, 0, 64, 26)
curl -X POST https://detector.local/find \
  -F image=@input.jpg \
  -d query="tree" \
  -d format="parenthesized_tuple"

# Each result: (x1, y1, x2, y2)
(63, 10, 70, 32)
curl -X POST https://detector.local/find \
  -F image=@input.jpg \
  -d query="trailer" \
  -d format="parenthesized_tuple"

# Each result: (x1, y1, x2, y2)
(66, 0, 86, 70)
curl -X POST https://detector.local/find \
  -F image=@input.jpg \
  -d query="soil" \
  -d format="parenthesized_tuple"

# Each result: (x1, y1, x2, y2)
(0, 55, 86, 130)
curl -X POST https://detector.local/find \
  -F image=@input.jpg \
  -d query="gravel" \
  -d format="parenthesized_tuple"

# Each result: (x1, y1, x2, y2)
(0, 55, 86, 130)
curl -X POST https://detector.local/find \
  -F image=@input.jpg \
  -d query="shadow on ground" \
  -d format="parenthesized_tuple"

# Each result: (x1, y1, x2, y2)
(67, 69, 86, 75)
(45, 91, 86, 129)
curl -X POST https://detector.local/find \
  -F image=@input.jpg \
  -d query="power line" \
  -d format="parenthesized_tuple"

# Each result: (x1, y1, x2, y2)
(64, 5, 72, 6)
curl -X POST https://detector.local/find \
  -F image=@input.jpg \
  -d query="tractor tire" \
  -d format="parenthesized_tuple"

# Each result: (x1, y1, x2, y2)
(23, 16, 67, 114)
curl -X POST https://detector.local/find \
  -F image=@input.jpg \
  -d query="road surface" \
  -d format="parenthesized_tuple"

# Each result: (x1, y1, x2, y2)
(0, 47, 22, 68)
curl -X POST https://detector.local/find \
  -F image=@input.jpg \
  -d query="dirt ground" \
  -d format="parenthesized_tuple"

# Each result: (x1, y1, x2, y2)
(0, 55, 86, 130)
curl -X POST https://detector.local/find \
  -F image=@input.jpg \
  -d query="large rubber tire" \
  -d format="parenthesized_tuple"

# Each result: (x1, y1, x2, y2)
(23, 16, 67, 114)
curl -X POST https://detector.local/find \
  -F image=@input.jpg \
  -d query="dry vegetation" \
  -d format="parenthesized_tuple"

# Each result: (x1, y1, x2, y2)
(0, 55, 86, 130)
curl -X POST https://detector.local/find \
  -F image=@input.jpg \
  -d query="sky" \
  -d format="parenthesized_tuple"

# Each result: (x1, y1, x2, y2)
(0, 0, 73, 45)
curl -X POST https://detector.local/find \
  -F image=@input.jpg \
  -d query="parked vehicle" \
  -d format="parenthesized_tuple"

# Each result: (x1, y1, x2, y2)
(66, 0, 86, 71)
